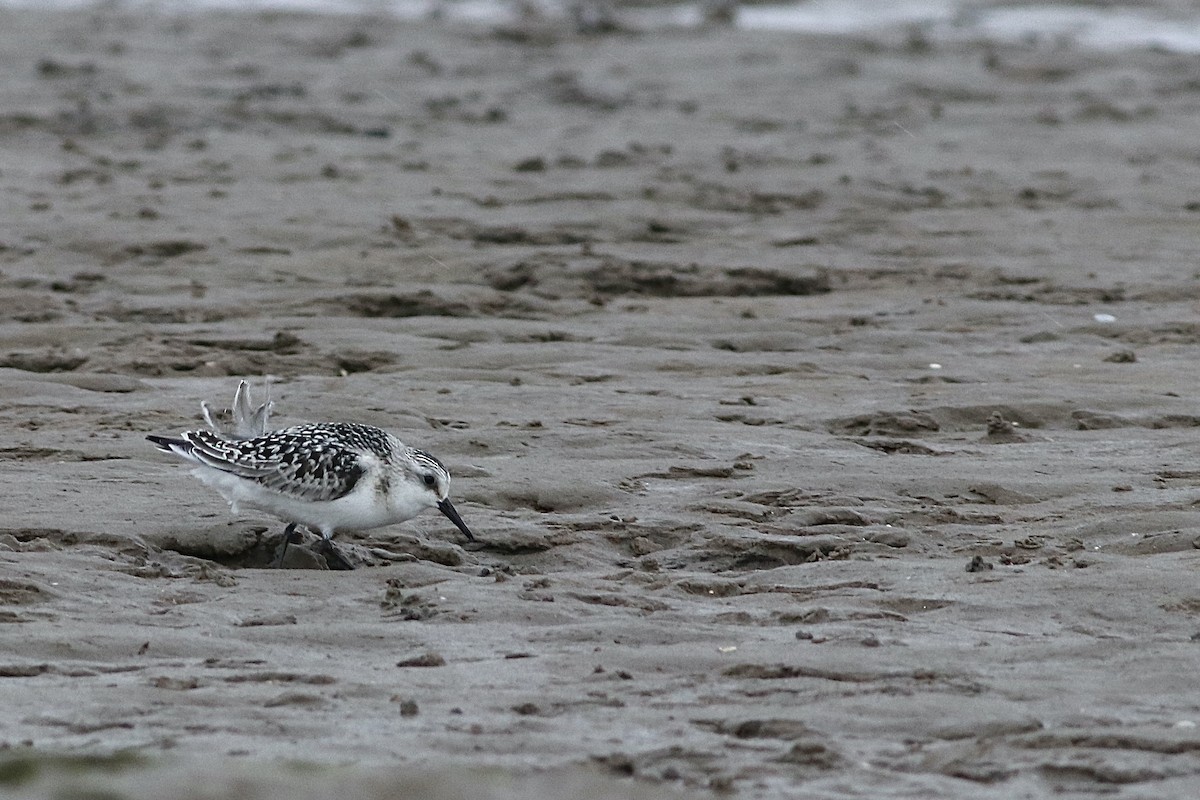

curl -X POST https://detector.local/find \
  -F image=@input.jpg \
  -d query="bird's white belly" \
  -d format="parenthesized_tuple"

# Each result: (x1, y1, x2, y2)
(193, 467, 421, 535)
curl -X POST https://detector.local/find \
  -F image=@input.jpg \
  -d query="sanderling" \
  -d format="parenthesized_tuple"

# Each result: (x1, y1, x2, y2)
(148, 382, 476, 568)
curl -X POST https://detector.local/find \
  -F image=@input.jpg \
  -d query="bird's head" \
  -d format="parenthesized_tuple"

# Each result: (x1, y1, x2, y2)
(409, 449, 476, 542)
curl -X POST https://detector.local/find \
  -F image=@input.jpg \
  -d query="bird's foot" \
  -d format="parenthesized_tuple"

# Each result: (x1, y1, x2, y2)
(272, 523, 305, 568)
(315, 538, 355, 571)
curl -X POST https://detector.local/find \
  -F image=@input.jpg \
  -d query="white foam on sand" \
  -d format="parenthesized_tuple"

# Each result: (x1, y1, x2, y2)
(973, 5, 1200, 52)
(737, 1, 1200, 53)
(6, 0, 1200, 53)
(736, 0, 961, 35)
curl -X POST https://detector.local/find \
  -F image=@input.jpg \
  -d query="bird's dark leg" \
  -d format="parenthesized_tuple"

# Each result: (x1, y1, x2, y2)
(316, 533, 355, 571)
(273, 523, 303, 568)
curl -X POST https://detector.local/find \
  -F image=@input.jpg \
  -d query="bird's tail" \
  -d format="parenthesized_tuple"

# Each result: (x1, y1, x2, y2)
(146, 434, 194, 459)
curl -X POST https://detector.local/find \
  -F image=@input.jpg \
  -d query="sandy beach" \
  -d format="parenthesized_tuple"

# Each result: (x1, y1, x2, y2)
(4, 4, 1200, 797)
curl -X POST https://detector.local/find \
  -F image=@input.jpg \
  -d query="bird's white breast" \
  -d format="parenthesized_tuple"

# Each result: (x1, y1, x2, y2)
(192, 460, 430, 537)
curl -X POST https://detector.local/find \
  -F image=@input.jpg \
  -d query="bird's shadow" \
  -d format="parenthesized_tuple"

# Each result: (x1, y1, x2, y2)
(158, 523, 482, 570)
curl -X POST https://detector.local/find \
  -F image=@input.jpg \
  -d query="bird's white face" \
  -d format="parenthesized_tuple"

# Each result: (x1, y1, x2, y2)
(405, 447, 475, 542)
(415, 465, 450, 505)
(407, 449, 451, 505)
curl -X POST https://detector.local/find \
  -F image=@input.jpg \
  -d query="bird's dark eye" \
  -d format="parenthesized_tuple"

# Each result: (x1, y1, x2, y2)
(423, 474, 436, 487)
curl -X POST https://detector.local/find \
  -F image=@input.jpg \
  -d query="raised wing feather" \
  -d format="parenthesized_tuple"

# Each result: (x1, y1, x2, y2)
(200, 380, 273, 440)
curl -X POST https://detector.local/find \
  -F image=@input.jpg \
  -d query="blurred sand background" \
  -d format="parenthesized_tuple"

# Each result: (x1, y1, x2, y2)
(4, 2, 1200, 797)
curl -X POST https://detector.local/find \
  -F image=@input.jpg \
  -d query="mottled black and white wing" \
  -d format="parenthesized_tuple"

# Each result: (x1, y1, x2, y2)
(148, 426, 367, 502)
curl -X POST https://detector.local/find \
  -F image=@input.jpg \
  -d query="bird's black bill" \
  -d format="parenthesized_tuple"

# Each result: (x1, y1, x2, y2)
(437, 498, 476, 542)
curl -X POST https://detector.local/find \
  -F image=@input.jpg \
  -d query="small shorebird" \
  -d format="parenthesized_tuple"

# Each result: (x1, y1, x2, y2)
(148, 382, 476, 568)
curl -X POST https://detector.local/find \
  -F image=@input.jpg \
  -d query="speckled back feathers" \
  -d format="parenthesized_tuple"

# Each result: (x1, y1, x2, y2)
(162, 422, 409, 503)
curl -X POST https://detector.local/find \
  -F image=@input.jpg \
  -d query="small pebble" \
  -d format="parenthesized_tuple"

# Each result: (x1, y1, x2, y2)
(966, 555, 993, 573)
(390, 696, 419, 717)
(396, 652, 445, 668)
(1103, 349, 1136, 363)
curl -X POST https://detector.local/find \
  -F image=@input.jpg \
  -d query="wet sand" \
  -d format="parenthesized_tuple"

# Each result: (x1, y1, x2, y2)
(4, 5, 1200, 798)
